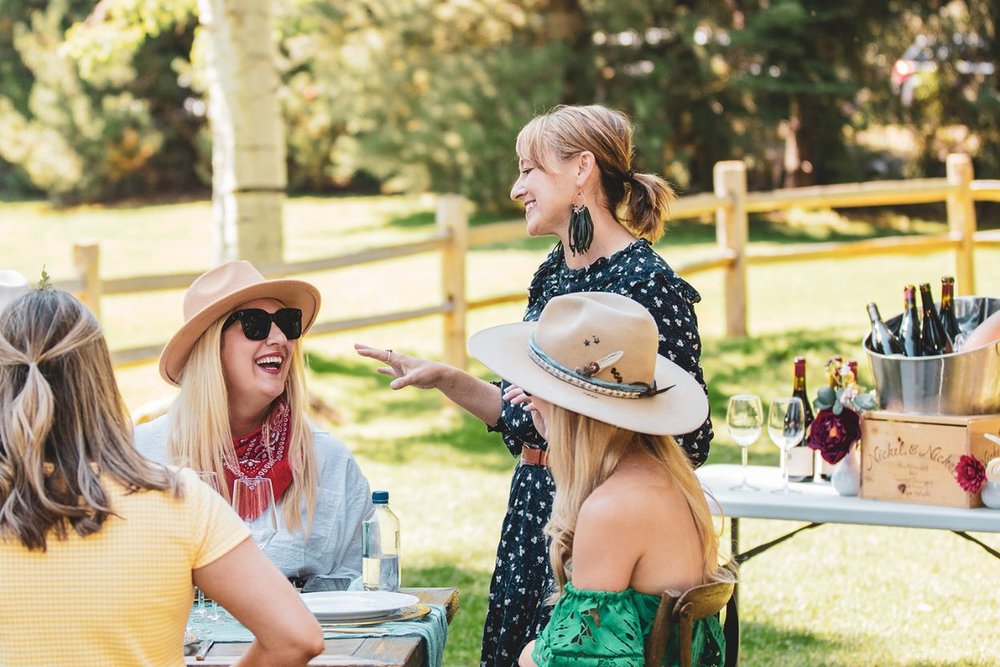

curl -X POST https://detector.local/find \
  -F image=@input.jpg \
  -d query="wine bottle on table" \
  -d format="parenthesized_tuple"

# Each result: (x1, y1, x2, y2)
(787, 356, 815, 483)
(866, 303, 904, 355)
(897, 285, 922, 357)
(939, 276, 960, 345)
(918, 282, 953, 355)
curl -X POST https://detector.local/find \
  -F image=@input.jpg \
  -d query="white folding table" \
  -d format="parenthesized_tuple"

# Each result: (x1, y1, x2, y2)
(696, 464, 1000, 664)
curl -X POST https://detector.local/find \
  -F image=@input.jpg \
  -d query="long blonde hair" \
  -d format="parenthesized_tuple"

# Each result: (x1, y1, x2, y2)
(0, 289, 178, 551)
(166, 316, 317, 532)
(544, 405, 719, 598)
(515, 104, 675, 242)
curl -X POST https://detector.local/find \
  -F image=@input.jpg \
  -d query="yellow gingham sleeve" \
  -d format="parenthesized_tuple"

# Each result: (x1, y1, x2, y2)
(178, 468, 251, 569)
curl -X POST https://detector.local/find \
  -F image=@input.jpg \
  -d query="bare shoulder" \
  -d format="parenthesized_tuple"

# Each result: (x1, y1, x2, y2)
(571, 464, 666, 590)
(585, 460, 693, 530)
(579, 468, 659, 530)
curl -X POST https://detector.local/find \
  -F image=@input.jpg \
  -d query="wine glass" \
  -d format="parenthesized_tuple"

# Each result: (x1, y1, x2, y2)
(768, 397, 805, 495)
(232, 477, 278, 549)
(193, 471, 222, 620)
(727, 394, 763, 491)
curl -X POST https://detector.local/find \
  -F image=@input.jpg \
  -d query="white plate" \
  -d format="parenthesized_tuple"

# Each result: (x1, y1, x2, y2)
(300, 591, 420, 621)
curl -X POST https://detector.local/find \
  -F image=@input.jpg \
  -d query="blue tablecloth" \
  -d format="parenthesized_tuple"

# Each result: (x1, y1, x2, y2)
(188, 604, 449, 667)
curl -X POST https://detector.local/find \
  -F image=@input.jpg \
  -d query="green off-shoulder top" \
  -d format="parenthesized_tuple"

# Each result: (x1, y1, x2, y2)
(532, 582, 725, 667)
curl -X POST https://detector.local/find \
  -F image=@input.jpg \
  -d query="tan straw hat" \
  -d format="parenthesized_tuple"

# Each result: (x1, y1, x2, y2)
(469, 292, 708, 435)
(159, 261, 321, 386)
(0, 270, 30, 313)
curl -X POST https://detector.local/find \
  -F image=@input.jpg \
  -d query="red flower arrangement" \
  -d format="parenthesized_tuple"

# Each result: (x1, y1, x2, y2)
(954, 454, 987, 494)
(807, 408, 861, 465)
(806, 362, 876, 465)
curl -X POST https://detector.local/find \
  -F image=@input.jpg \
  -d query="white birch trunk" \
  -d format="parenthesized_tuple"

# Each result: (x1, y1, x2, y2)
(198, 0, 285, 266)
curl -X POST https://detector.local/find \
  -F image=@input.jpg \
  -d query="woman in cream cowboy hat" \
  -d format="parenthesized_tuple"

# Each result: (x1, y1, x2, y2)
(468, 292, 727, 667)
(135, 260, 372, 591)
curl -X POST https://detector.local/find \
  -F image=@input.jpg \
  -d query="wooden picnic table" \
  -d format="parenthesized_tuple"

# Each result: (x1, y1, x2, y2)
(185, 587, 459, 667)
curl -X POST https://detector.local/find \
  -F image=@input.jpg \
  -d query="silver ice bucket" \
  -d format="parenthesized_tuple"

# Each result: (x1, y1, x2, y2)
(864, 296, 1000, 415)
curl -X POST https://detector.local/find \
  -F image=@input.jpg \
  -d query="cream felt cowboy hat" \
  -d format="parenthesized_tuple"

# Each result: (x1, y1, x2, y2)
(469, 292, 708, 436)
(0, 270, 30, 313)
(159, 261, 321, 386)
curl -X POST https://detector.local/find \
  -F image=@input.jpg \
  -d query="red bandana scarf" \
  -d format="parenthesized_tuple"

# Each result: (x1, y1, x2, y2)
(225, 398, 294, 518)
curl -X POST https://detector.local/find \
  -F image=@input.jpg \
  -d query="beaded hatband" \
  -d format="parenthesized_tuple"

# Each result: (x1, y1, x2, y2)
(527, 336, 672, 399)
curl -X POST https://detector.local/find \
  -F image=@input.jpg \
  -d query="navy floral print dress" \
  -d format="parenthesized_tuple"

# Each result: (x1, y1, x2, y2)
(479, 239, 714, 667)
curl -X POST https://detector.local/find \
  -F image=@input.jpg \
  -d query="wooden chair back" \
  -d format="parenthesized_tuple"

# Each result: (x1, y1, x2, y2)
(644, 570, 736, 667)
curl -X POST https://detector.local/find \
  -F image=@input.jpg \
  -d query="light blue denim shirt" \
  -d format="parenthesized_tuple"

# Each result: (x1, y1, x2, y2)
(134, 414, 372, 592)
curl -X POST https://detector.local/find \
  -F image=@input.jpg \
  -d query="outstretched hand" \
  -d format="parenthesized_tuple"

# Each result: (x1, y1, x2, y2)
(505, 385, 547, 439)
(354, 343, 447, 391)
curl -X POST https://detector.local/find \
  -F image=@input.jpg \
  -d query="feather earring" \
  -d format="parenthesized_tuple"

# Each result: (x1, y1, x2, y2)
(568, 191, 594, 255)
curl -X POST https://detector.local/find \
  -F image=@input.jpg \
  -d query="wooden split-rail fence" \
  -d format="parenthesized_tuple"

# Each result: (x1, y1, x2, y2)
(54, 153, 1000, 372)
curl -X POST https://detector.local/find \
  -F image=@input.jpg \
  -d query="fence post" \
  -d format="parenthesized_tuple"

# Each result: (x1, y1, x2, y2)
(946, 153, 977, 295)
(438, 194, 469, 370)
(714, 160, 748, 337)
(73, 241, 102, 323)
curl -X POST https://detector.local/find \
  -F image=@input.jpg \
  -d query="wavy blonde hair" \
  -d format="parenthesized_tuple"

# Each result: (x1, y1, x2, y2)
(544, 406, 719, 599)
(0, 289, 178, 551)
(515, 104, 675, 242)
(166, 315, 317, 533)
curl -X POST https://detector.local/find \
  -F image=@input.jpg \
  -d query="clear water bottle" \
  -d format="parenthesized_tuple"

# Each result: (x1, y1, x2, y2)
(362, 490, 400, 591)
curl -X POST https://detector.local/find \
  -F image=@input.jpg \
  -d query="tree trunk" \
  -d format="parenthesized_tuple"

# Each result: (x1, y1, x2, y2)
(197, 0, 285, 266)
(782, 95, 801, 189)
(546, 0, 593, 104)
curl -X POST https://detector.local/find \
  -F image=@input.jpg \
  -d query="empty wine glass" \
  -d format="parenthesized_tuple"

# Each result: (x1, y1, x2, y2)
(231, 477, 278, 549)
(768, 397, 805, 495)
(192, 471, 222, 620)
(727, 394, 763, 491)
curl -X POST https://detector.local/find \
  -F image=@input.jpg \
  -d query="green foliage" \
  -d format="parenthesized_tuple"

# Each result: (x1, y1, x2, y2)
(726, 0, 898, 188)
(3, 0, 1000, 207)
(897, 3, 1000, 179)
(36, 264, 52, 290)
(0, 0, 203, 202)
(276, 0, 567, 209)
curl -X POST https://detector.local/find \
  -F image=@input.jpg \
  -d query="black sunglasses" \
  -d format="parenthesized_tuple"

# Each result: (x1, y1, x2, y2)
(222, 308, 303, 341)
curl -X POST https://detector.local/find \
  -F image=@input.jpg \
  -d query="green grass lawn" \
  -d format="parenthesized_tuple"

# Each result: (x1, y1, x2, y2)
(2, 195, 999, 666)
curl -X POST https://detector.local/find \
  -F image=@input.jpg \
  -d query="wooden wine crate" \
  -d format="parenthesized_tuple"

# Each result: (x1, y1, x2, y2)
(860, 411, 1000, 508)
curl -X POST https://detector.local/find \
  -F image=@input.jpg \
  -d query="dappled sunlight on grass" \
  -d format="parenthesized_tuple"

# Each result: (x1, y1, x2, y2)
(739, 621, 844, 666)
(733, 521, 1000, 666)
(405, 564, 493, 665)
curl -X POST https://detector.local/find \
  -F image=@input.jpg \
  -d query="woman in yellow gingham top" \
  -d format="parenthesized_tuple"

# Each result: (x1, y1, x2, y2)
(0, 287, 324, 667)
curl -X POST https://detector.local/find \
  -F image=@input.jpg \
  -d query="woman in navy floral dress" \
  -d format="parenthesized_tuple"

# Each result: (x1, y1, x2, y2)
(357, 105, 712, 667)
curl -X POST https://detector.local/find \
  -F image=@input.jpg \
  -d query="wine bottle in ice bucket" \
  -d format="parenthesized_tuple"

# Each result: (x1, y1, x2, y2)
(939, 276, 960, 345)
(866, 303, 904, 356)
(897, 285, 921, 357)
(918, 283, 952, 355)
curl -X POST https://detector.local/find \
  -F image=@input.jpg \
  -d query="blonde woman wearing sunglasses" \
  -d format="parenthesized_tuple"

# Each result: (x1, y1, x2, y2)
(135, 261, 372, 592)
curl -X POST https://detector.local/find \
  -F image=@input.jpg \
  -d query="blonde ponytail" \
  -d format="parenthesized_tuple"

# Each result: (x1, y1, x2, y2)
(625, 172, 674, 242)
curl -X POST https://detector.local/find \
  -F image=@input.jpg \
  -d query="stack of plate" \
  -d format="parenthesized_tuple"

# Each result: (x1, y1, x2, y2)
(300, 591, 420, 623)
